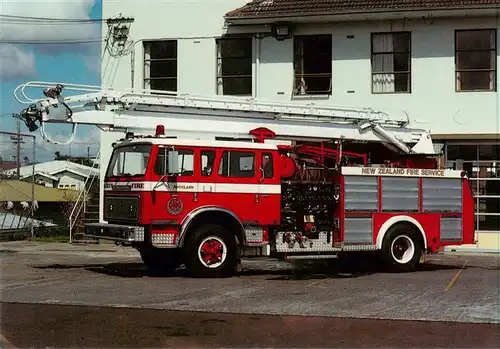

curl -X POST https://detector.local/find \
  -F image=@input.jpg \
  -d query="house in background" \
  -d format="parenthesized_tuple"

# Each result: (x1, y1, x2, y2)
(0, 179, 79, 232)
(4, 160, 99, 191)
(0, 157, 18, 172)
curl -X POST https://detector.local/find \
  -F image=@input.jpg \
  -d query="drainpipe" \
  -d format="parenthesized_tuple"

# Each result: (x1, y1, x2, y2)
(254, 35, 261, 98)
(131, 47, 135, 90)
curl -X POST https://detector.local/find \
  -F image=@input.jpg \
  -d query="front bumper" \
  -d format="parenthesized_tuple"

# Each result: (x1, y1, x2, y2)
(84, 222, 145, 242)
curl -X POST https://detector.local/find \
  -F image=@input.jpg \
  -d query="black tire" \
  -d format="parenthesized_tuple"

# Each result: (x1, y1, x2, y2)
(381, 225, 423, 272)
(183, 223, 237, 278)
(139, 246, 181, 275)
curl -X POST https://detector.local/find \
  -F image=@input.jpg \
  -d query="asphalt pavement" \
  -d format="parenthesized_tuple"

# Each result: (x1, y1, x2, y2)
(1, 241, 499, 348)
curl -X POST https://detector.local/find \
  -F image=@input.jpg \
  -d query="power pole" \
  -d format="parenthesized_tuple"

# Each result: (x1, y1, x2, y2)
(10, 117, 25, 180)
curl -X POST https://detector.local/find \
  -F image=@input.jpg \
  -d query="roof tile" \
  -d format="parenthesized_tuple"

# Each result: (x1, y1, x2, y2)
(226, 0, 500, 18)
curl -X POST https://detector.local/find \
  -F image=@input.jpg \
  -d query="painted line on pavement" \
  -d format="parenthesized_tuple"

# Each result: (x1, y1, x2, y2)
(444, 260, 468, 292)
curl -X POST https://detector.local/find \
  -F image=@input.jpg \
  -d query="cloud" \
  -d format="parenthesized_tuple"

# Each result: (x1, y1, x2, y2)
(0, 0, 101, 79)
(83, 54, 102, 74)
(0, 44, 37, 81)
(0, 0, 100, 43)
(0, 124, 101, 163)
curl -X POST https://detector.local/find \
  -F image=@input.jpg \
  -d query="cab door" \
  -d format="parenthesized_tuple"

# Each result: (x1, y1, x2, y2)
(150, 146, 198, 222)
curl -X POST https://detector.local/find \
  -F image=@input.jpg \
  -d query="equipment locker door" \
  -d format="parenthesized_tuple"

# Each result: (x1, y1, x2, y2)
(214, 149, 262, 225)
(258, 151, 281, 226)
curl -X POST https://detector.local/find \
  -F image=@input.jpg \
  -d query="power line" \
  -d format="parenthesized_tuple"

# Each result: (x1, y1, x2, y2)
(0, 39, 104, 44)
(0, 14, 105, 23)
(0, 19, 101, 26)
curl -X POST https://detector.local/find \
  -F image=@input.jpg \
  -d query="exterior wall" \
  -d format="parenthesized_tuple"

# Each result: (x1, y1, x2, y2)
(101, 0, 249, 92)
(257, 17, 499, 136)
(101, 9, 500, 136)
(99, 130, 123, 222)
(33, 174, 56, 188)
(54, 171, 86, 191)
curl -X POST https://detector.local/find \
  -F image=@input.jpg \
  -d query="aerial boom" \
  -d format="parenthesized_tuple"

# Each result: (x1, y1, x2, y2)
(13, 82, 435, 154)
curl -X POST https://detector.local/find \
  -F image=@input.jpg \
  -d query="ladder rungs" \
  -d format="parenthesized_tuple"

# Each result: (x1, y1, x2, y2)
(107, 91, 410, 124)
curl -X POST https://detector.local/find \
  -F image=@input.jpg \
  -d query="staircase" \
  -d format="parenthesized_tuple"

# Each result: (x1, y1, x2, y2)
(76, 179, 100, 241)
(69, 152, 100, 243)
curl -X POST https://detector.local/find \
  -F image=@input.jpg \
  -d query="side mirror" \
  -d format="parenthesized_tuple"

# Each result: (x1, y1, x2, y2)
(167, 150, 179, 175)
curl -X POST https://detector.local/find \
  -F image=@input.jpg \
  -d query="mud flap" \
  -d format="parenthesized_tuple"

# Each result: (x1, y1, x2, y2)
(235, 259, 242, 273)
(235, 245, 242, 273)
(419, 251, 427, 264)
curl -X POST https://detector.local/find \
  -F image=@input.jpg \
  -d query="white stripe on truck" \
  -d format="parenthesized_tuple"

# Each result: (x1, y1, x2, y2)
(104, 181, 281, 194)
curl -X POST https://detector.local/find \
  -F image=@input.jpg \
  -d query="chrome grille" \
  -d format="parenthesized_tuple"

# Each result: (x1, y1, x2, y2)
(104, 195, 139, 222)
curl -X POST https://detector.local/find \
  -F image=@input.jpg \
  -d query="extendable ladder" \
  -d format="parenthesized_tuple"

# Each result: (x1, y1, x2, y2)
(13, 82, 435, 154)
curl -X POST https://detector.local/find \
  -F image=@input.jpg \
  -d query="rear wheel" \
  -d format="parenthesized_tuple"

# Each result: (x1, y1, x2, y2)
(183, 224, 237, 278)
(381, 225, 423, 272)
(139, 246, 181, 275)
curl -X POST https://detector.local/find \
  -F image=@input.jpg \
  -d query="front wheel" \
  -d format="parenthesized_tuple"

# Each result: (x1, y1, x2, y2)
(381, 226, 423, 272)
(183, 224, 237, 278)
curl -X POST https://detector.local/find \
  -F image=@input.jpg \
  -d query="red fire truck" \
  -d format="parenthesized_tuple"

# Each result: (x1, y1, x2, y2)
(14, 83, 475, 278)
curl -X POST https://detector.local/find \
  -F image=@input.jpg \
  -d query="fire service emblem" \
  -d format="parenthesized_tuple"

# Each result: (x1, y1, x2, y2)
(167, 196, 183, 215)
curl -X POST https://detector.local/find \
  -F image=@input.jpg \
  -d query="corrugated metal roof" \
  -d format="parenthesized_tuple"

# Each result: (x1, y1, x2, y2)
(3, 160, 99, 179)
(0, 162, 17, 171)
(0, 213, 57, 231)
(226, 0, 500, 18)
(0, 180, 79, 202)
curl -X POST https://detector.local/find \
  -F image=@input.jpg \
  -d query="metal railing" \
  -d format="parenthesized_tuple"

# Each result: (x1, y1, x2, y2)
(68, 151, 100, 243)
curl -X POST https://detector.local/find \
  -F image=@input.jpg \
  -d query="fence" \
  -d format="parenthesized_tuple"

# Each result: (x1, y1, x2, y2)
(0, 129, 36, 238)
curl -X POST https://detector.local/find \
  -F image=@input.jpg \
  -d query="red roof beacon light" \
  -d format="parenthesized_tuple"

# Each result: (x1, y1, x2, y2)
(155, 124, 166, 137)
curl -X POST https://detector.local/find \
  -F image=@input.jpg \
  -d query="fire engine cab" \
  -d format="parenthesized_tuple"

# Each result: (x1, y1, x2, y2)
(14, 82, 475, 278)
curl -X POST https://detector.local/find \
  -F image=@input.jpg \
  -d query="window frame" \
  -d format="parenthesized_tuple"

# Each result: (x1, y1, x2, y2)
(105, 144, 152, 178)
(154, 147, 194, 177)
(370, 31, 412, 94)
(454, 29, 497, 93)
(200, 149, 216, 177)
(292, 34, 333, 96)
(143, 40, 178, 93)
(261, 152, 274, 179)
(216, 37, 253, 96)
(217, 150, 256, 179)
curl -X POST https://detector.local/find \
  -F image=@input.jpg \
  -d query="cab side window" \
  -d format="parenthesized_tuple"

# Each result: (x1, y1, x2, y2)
(261, 152, 274, 178)
(154, 148, 194, 176)
(201, 150, 216, 176)
(218, 151, 255, 178)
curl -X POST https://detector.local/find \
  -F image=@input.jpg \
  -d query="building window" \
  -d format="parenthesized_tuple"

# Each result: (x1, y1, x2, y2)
(144, 40, 177, 92)
(371, 32, 411, 94)
(445, 142, 500, 232)
(293, 35, 332, 96)
(218, 151, 255, 178)
(216, 38, 252, 96)
(455, 29, 496, 92)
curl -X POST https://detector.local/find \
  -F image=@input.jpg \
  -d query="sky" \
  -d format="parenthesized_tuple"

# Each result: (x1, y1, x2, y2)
(0, 0, 103, 163)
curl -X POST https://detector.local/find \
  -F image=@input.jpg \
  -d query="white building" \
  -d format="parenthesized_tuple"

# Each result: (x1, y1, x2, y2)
(100, 0, 500, 251)
(5, 160, 99, 191)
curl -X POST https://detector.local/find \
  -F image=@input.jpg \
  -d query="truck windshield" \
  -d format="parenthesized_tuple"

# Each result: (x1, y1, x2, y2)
(106, 144, 152, 178)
